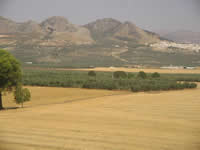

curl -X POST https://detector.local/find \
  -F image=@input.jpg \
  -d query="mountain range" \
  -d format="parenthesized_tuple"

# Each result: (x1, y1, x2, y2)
(0, 16, 200, 67)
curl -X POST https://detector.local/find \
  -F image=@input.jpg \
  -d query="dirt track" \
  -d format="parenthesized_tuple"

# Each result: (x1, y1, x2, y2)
(0, 86, 200, 150)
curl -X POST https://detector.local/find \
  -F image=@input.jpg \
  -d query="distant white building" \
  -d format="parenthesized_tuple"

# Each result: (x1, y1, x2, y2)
(25, 62, 33, 65)
(151, 41, 200, 52)
(160, 65, 196, 70)
(184, 67, 196, 70)
(160, 65, 184, 69)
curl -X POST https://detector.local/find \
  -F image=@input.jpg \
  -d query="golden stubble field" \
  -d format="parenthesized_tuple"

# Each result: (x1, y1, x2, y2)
(0, 84, 200, 150)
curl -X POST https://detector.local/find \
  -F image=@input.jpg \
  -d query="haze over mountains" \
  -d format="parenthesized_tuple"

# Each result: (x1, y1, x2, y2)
(160, 30, 200, 44)
(0, 16, 200, 67)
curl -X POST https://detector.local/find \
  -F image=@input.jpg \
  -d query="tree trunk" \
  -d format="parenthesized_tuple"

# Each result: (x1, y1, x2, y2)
(0, 92, 3, 110)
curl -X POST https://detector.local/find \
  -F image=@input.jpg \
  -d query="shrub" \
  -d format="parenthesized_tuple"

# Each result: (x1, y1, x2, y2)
(14, 84, 31, 108)
(151, 72, 160, 78)
(82, 80, 117, 90)
(128, 73, 135, 79)
(137, 71, 147, 79)
(131, 84, 142, 92)
(113, 71, 127, 79)
(82, 80, 97, 89)
(88, 71, 96, 77)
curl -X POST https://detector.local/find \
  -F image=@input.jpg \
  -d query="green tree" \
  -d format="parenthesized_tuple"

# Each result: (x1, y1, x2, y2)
(0, 49, 22, 110)
(137, 71, 147, 79)
(151, 72, 160, 78)
(88, 71, 96, 77)
(14, 84, 31, 108)
(113, 71, 127, 79)
(127, 73, 135, 79)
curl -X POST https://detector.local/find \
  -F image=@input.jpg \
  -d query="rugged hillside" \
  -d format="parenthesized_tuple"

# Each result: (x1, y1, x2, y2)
(84, 18, 160, 44)
(17, 20, 43, 33)
(0, 16, 93, 46)
(0, 16, 19, 33)
(84, 18, 122, 40)
(0, 16, 200, 67)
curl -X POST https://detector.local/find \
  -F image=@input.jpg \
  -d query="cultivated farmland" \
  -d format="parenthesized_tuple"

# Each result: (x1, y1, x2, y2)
(0, 84, 200, 150)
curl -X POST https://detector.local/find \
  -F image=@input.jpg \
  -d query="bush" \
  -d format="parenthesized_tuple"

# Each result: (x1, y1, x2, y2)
(137, 71, 147, 79)
(128, 73, 135, 79)
(82, 80, 117, 90)
(151, 72, 160, 78)
(131, 84, 142, 92)
(130, 79, 197, 92)
(88, 71, 96, 77)
(14, 84, 31, 108)
(113, 71, 127, 79)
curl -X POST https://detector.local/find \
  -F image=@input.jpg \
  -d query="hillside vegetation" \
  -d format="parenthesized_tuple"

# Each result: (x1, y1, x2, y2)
(1, 16, 200, 67)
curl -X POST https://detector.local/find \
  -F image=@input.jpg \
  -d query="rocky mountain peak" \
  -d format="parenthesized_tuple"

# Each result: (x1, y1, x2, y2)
(40, 16, 77, 32)
(0, 16, 18, 33)
(17, 20, 42, 33)
(85, 18, 122, 33)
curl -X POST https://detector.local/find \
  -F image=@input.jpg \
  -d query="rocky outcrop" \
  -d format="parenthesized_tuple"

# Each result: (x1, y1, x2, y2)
(85, 18, 160, 43)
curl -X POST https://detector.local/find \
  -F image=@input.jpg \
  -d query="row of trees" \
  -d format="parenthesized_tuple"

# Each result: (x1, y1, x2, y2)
(88, 71, 160, 79)
(82, 79, 197, 91)
(0, 49, 31, 110)
(23, 69, 197, 92)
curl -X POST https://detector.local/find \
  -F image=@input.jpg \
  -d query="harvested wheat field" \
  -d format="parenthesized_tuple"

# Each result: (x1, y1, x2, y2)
(2, 86, 129, 108)
(0, 85, 200, 150)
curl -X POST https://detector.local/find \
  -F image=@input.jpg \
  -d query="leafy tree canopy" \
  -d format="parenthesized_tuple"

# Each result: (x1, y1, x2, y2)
(151, 72, 160, 78)
(0, 49, 22, 109)
(113, 71, 127, 79)
(88, 71, 96, 77)
(0, 49, 22, 91)
(137, 71, 147, 79)
(14, 83, 31, 108)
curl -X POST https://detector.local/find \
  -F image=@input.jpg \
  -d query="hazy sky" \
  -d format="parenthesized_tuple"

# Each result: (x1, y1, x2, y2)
(0, 0, 200, 32)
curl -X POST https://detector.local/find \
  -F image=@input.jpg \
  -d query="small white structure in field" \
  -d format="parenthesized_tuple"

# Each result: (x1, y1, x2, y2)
(160, 65, 184, 69)
(184, 67, 196, 70)
(25, 62, 33, 65)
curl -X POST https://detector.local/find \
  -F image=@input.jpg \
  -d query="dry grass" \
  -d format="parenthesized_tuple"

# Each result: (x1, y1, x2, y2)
(2, 86, 129, 108)
(74, 67, 200, 74)
(0, 85, 200, 150)
(32, 67, 200, 74)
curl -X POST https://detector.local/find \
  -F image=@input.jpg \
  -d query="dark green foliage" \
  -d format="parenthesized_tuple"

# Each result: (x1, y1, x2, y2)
(162, 74, 200, 82)
(14, 84, 31, 108)
(0, 49, 22, 90)
(151, 72, 160, 78)
(22, 68, 197, 93)
(83, 79, 117, 90)
(127, 73, 135, 79)
(137, 71, 147, 79)
(130, 80, 196, 92)
(88, 71, 96, 77)
(113, 71, 127, 79)
(0, 49, 22, 109)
